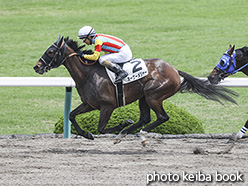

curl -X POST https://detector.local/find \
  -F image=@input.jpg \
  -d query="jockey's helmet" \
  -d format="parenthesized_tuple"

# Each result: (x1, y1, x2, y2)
(78, 26, 95, 39)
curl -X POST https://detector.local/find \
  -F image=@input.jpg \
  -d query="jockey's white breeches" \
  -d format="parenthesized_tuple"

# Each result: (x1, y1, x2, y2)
(99, 44, 132, 64)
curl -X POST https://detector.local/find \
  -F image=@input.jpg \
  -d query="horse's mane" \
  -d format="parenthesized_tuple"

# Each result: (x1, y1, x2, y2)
(64, 36, 93, 54)
(236, 46, 248, 61)
(238, 46, 248, 55)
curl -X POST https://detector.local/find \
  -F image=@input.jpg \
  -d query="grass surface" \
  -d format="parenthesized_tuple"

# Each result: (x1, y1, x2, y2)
(0, 0, 247, 135)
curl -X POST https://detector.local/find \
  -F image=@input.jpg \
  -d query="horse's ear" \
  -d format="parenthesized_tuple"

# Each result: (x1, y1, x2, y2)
(228, 44, 232, 49)
(55, 35, 63, 46)
(55, 35, 61, 45)
(57, 35, 64, 47)
(228, 45, 235, 55)
(58, 36, 64, 47)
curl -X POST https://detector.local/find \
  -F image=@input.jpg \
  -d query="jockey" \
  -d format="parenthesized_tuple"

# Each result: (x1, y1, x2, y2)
(78, 26, 132, 84)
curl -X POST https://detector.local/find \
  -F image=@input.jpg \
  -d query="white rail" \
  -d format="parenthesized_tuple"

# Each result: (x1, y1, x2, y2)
(0, 77, 75, 138)
(0, 77, 76, 87)
(217, 78, 248, 87)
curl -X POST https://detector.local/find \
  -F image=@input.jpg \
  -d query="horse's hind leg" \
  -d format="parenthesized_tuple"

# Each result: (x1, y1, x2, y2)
(114, 97, 151, 144)
(140, 99, 169, 146)
(142, 103, 169, 132)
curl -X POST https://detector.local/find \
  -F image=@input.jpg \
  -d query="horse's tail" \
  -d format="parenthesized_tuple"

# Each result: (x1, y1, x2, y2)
(178, 70, 238, 104)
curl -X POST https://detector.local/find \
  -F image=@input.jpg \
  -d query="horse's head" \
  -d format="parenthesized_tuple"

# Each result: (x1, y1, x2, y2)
(34, 35, 66, 75)
(34, 35, 95, 74)
(208, 45, 236, 84)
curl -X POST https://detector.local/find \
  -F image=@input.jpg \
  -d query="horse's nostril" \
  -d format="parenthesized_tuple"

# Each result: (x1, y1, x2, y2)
(207, 76, 217, 84)
(33, 65, 40, 73)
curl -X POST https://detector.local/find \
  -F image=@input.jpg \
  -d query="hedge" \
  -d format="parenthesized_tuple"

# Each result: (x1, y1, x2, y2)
(54, 101, 204, 135)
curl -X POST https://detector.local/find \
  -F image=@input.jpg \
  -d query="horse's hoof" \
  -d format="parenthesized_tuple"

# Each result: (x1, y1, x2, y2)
(85, 132, 94, 140)
(114, 133, 127, 144)
(139, 130, 147, 145)
(141, 140, 148, 147)
(114, 139, 122, 145)
(235, 132, 243, 140)
(226, 133, 238, 143)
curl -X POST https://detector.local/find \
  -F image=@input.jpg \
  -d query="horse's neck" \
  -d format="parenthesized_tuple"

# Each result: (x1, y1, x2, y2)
(236, 48, 248, 76)
(63, 55, 92, 87)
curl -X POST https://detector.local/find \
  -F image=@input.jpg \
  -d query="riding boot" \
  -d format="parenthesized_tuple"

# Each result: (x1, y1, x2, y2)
(102, 60, 128, 84)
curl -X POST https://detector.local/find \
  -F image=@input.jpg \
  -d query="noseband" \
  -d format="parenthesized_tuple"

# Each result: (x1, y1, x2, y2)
(213, 66, 227, 80)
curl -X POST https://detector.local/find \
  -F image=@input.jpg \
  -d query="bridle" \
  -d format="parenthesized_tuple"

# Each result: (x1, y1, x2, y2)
(39, 41, 96, 72)
(214, 51, 248, 79)
(39, 42, 67, 72)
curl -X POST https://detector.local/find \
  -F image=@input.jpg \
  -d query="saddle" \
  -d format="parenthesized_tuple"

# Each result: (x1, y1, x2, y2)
(105, 58, 148, 85)
(105, 58, 148, 107)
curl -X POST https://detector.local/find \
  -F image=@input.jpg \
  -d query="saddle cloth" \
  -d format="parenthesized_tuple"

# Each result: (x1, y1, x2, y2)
(106, 58, 148, 85)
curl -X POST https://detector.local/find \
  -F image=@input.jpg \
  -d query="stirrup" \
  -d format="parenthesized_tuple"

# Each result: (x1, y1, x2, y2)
(114, 71, 128, 84)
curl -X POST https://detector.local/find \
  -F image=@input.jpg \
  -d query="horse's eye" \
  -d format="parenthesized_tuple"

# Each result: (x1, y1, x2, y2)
(47, 50, 54, 56)
(220, 60, 224, 66)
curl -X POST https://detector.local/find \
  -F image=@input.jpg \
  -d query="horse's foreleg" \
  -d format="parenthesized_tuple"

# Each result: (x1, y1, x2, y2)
(69, 103, 95, 140)
(98, 106, 134, 141)
(114, 119, 145, 144)
(97, 106, 118, 134)
(100, 119, 134, 133)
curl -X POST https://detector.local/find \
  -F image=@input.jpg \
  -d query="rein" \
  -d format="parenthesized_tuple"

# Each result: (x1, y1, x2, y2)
(45, 42, 97, 67)
(225, 62, 248, 77)
(60, 52, 97, 66)
(77, 55, 97, 66)
(58, 42, 97, 66)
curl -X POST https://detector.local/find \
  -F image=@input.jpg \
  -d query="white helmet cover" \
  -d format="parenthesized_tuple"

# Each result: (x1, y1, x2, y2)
(78, 26, 95, 39)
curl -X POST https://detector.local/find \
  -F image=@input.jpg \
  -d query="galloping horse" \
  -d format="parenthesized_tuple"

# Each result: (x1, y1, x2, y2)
(208, 45, 248, 139)
(34, 36, 237, 145)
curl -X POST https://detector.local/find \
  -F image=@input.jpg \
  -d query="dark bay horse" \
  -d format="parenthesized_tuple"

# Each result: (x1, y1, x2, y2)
(34, 36, 237, 145)
(208, 45, 248, 139)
